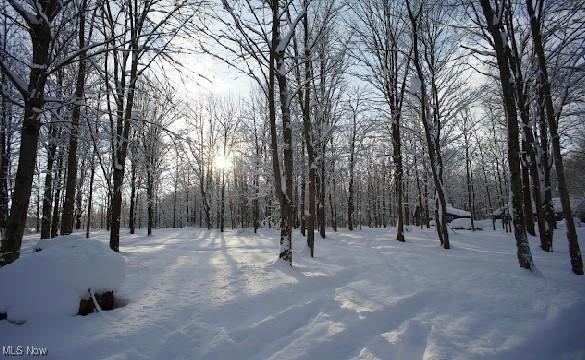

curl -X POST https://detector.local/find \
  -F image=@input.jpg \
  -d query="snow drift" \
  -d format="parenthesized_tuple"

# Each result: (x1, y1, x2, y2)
(0, 235, 125, 323)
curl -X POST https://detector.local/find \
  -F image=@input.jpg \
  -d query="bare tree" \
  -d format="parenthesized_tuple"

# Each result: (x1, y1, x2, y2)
(99, 0, 197, 251)
(526, 0, 583, 275)
(0, 0, 63, 265)
(349, 0, 411, 242)
(475, 0, 534, 270)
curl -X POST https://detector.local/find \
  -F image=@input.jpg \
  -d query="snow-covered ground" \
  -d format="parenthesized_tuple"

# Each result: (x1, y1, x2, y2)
(1, 225, 584, 359)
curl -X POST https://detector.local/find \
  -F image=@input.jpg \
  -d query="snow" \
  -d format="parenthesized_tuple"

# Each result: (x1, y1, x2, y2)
(276, 8, 307, 53)
(551, 196, 584, 214)
(0, 235, 125, 323)
(450, 218, 492, 230)
(1, 227, 584, 359)
(446, 204, 471, 217)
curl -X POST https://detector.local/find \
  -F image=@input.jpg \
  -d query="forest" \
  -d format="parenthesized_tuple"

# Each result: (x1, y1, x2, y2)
(0, 0, 584, 359)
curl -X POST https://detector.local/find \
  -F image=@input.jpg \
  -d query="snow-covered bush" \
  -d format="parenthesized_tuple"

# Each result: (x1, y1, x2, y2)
(0, 236, 125, 323)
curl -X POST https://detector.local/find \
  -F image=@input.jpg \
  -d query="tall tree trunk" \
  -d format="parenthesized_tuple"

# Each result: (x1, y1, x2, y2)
(172, 183, 177, 228)
(51, 151, 64, 238)
(300, 139, 306, 236)
(330, 140, 337, 232)
(527, 0, 583, 274)
(479, 0, 534, 270)
(347, 114, 357, 231)
(147, 170, 153, 236)
(498, 0, 546, 246)
(392, 120, 404, 241)
(40, 122, 60, 239)
(300, 6, 316, 254)
(110, 43, 140, 252)
(0, 12, 11, 235)
(106, 193, 111, 231)
(128, 158, 137, 234)
(35, 169, 40, 232)
(537, 83, 555, 241)
(220, 168, 225, 232)
(0, 111, 9, 235)
(276, 45, 294, 262)
(464, 130, 475, 231)
(424, 169, 429, 228)
(406, 0, 449, 248)
(1, 11, 54, 264)
(61, 0, 88, 235)
(75, 157, 87, 230)
(252, 119, 260, 233)
(200, 173, 211, 229)
(86, 152, 95, 238)
(520, 148, 535, 235)
(268, 0, 293, 264)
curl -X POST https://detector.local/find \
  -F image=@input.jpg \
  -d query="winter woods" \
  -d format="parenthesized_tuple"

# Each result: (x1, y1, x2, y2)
(0, 0, 583, 275)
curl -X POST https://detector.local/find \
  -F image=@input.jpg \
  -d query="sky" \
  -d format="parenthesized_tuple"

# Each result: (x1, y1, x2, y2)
(170, 50, 252, 99)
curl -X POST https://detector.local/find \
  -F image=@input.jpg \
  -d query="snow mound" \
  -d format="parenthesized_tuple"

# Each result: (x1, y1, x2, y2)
(445, 205, 471, 217)
(449, 218, 492, 230)
(0, 235, 125, 323)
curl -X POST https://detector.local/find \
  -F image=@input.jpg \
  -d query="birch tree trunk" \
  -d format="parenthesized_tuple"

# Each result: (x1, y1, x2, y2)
(275, 18, 294, 263)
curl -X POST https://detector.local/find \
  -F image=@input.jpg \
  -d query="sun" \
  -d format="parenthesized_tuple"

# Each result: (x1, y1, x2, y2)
(215, 154, 232, 170)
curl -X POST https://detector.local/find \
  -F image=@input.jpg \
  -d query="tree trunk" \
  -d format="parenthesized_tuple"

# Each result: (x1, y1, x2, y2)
(128, 159, 137, 234)
(392, 121, 405, 241)
(480, 0, 534, 270)
(86, 153, 95, 238)
(220, 168, 225, 232)
(300, 139, 306, 236)
(61, 0, 88, 235)
(347, 115, 357, 231)
(40, 119, 60, 239)
(269, 0, 293, 264)
(318, 161, 326, 238)
(75, 158, 87, 230)
(464, 131, 475, 231)
(406, 0, 449, 248)
(106, 195, 111, 231)
(110, 44, 140, 252)
(506, 11, 548, 245)
(147, 170, 153, 236)
(301, 6, 316, 254)
(520, 148, 535, 235)
(330, 141, 337, 232)
(1, 15, 53, 264)
(0, 14, 11, 235)
(527, 0, 583, 274)
(51, 151, 64, 238)
(252, 119, 260, 233)
(537, 83, 555, 242)
(200, 172, 211, 229)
